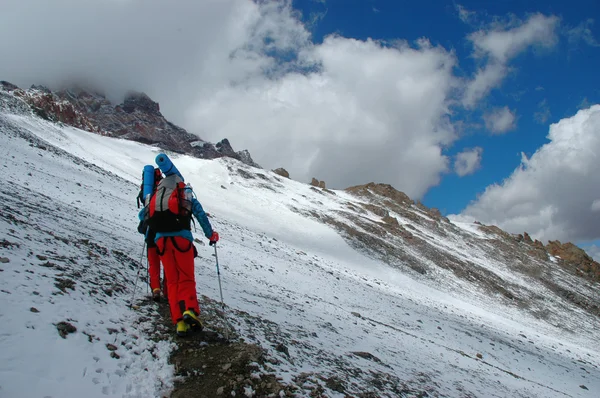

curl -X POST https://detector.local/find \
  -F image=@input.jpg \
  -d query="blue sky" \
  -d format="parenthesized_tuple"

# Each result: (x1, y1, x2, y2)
(294, 0, 600, 215)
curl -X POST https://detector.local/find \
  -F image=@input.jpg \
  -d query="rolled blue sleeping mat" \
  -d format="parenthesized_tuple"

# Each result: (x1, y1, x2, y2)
(155, 153, 184, 180)
(142, 165, 155, 203)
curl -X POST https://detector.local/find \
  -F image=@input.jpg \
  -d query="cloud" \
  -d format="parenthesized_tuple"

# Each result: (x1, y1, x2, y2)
(582, 244, 600, 262)
(463, 14, 559, 107)
(0, 0, 459, 199)
(483, 106, 516, 134)
(567, 19, 600, 47)
(454, 147, 483, 177)
(189, 36, 458, 197)
(579, 97, 592, 110)
(457, 105, 600, 243)
(456, 5, 477, 24)
(534, 99, 551, 124)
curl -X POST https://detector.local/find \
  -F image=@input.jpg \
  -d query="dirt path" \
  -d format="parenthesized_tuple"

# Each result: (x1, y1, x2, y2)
(140, 294, 296, 398)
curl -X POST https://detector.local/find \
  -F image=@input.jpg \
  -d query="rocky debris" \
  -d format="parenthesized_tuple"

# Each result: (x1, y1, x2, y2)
(0, 257, 9, 263)
(56, 321, 77, 338)
(382, 215, 400, 226)
(546, 240, 600, 281)
(298, 183, 600, 322)
(0, 80, 19, 91)
(351, 351, 382, 363)
(0, 82, 260, 168)
(477, 224, 511, 239)
(274, 342, 289, 357)
(272, 167, 290, 178)
(149, 296, 294, 398)
(10, 85, 100, 132)
(346, 182, 413, 207)
(361, 203, 390, 218)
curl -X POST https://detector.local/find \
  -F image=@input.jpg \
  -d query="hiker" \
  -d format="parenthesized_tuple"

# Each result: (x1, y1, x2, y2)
(141, 157, 219, 337)
(137, 168, 167, 302)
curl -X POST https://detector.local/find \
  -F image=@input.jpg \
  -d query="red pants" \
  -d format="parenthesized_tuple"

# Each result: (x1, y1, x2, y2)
(156, 236, 200, 324)
(148, 246, 167, 297)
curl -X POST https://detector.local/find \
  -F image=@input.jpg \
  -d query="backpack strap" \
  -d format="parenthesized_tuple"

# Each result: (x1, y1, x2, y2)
(171, 236, 192, 253)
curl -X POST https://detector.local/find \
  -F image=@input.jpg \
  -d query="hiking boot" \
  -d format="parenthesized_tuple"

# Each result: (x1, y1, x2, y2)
(152, 288, 161, 302)
(176, 320, 190, 337)
(183, 310, 203, 331)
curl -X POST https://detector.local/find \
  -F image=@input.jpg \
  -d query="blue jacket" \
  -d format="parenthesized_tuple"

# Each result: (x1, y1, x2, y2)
(138, 197, 214, 243)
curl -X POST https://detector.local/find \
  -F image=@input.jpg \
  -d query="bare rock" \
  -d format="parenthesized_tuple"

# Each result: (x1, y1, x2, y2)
(345, 183, 412, 206)
(0, 80, 19, 91)
(56, 321, 77, 338)
(310, 178, 319, 187)
(273, 168, 290, 178)
(546, 240, 600, 281)
(382, 215, 399, 226)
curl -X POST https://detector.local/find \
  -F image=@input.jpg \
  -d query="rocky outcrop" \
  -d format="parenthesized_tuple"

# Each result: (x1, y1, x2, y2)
(310, 177, 327, 189)
(273, 168, 290, 178)
(345, 183, 413, 207)
(9, 85, 99, 133)
(0, 82, 260, 168)
(546, 240, 600, 281)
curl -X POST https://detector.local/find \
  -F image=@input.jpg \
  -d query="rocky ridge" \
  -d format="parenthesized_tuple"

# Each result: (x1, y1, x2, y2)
(0, 81, 260, 167)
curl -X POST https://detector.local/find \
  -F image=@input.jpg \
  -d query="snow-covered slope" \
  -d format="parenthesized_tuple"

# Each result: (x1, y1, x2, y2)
(1, 91, 599, 397)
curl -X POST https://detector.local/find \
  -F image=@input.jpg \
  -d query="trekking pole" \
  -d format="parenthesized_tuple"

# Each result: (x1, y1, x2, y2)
(146, 254, 149, 295)
(129, 241, 147, 309)
(213, 244, 230, 340)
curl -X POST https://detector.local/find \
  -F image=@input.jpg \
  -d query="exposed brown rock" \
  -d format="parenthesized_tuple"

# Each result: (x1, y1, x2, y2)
(533, 239, 544, 249)
(273, 168, 289, 178)
(514, 234, 524, 242)
(477, 224, 511, 239)
(523, 232, 533, 244)
(360, 203, 390, 218)
(382, 215, 399, 226)
(546, 240, 600, 281)
(1, 82, 260, 168)
(345, 183, 413, 206)
(310, 178, 319, 187)
(318, 180, 326, 189)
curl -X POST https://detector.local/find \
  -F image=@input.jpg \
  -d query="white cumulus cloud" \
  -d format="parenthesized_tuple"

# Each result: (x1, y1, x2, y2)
(458, 105, 600, 243)
(483, 106, 516, 134)
(454, 147, 483, 177)
(463, 14, 559, 108)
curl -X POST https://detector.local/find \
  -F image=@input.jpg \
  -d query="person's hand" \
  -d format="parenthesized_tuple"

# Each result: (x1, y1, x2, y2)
(209, 231, 219, 246)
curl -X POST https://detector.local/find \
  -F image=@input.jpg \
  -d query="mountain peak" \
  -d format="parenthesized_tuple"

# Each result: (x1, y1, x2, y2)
(0, 81, 260, 168)
(122, 91, 160, 115)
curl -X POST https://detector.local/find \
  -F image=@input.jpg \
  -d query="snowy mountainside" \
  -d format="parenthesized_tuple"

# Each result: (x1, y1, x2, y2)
(0, 108, 174, 397)
(1, 91, 600, 397)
